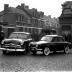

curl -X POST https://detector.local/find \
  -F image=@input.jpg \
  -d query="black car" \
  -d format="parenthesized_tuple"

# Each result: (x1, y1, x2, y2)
(0, 32, 32, 55)
(29, 35, 72, 55)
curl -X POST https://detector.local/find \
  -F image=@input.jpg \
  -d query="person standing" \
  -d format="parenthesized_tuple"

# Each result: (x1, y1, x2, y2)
(0, 31, 5, 45)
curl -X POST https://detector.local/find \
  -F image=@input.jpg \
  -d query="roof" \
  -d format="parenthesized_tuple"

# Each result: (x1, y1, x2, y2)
(63, 1, 72, 5)
(0, 11, 8, 17)
(0, 11, 4, 16)
(0, 7, 30, 18)
(12, 32, 30, 35)
(9, 7, 30, 18)
(44, 35, 63, 37)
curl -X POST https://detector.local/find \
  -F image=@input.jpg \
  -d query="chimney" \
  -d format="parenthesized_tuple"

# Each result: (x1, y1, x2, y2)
(16, 5, 21, 9)
(39, 11, 44, 18)
(21, 3, 25, 9)
(4, 4, 9, 12)
(25, 6, 29, 9)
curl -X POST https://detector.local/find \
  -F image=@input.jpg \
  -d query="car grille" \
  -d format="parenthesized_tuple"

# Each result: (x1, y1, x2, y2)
(3, 44, 15, 48)
(4, 41, 21, 45)
(2, 43, 22, 49)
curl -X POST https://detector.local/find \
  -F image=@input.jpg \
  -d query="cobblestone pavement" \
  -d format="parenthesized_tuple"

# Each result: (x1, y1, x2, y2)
(0, 50, 72, 72)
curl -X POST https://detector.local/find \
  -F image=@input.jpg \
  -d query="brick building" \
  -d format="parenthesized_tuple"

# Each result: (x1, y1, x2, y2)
(59, 1, 72, 42)
(0, 4, 44, 37)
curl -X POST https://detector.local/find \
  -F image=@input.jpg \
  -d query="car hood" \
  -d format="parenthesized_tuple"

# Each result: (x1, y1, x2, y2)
(3, 38, 32, 43)
(30, 41, 48, 45)
(3, 38, 24, 43)
(64, 41, 71, 44)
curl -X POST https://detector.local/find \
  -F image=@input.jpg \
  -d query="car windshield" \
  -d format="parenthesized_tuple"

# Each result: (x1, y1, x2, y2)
(9, 33, 30, 39)
(41, 36, 53, 42)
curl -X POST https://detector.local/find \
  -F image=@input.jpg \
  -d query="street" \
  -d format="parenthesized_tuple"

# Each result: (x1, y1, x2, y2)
(0, 50, 72, 72)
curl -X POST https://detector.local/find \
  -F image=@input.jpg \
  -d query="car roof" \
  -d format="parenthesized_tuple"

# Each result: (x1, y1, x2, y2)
(12, 32, 30, 35)
(43, 35, 63, 38)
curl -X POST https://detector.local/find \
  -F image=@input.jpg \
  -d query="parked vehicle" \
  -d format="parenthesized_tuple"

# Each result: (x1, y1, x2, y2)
(0, 32, 32, 55)
(29, 35, 72, 55)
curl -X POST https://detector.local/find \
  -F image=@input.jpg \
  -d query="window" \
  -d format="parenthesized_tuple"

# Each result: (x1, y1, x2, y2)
(27, 19, 31, 24)
(52, 37, 64, 42)
(52, 37, 58, 42)
(29, 28, 31, 33)
(20, 15, 22, 21)
(22, 16, 24, 21)
(41, 36, 52, 42)
(57, 37, 64, 42)
(63, 9, 71, 14)
(62, 25, 71, 30)
(18, 27, 23, 32)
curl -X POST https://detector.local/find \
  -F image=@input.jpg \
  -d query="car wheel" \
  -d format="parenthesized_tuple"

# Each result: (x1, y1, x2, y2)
(43, 47, 50, 56)
(64, 46, 70, 54)
(2, 50, 7, 55)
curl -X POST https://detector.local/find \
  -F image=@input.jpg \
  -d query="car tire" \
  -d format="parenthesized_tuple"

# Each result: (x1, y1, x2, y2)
(43, 47, 50, 56)
(64, 46, 70, 54)
(2, 50, 7, 55)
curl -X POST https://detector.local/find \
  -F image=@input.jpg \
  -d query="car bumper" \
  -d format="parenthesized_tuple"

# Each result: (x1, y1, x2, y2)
(30, 47, 42, 51)
(0, 48, 25, 52)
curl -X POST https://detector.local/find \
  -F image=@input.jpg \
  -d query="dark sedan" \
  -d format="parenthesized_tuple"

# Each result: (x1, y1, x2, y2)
(29, 35, 72, 56)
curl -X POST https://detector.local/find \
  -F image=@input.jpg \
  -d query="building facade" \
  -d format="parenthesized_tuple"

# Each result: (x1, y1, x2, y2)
(0, 4, 45, 38)
(59, 1, 72, 42)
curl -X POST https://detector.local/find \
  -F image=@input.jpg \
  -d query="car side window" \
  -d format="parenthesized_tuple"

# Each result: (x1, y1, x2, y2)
(52, 37, 58, 42)
(57, 37, 64, 42)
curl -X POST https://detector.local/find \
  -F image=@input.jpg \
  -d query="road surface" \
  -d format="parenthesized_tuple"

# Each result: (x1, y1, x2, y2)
(0, 50, 72, 72)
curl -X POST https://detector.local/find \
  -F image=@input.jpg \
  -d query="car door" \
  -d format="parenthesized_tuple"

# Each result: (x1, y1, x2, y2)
(55, 37, 65, 51)
(51, 37, 58, 51)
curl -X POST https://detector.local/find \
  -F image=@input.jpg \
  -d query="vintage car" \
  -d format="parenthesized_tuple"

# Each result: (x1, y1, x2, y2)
(29, 35, 72, 55)
(0, 32, 32, 55)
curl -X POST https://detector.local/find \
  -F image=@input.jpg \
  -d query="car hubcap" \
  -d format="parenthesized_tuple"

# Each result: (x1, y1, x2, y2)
(44, 48, 50, 56)
(65, 46, 70, 54)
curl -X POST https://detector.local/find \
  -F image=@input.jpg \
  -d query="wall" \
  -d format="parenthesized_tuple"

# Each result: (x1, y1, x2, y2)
(3, 13, 17, 26)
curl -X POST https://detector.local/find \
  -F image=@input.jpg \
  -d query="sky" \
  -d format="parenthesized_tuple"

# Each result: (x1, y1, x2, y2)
(0, 0, 72, 18)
